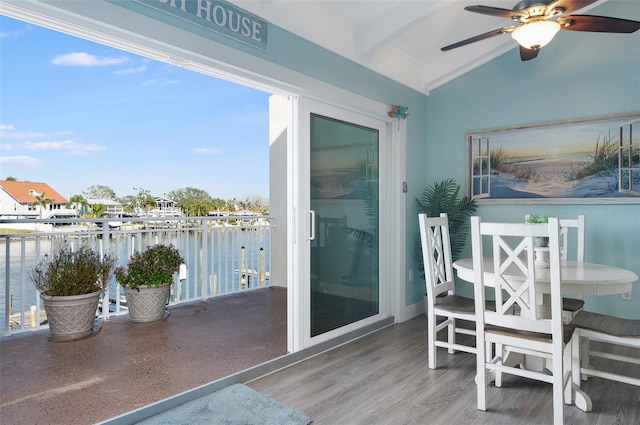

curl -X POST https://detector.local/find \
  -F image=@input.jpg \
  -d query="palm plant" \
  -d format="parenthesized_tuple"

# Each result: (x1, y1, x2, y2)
(415, 179, 477, 276)
(35, 192, 52, 218)
(69, 194, 88, 217)
(89, 203, 107, 218)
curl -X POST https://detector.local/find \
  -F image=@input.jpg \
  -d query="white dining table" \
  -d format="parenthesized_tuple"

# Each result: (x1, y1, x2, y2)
(453, 258, 638, 297)
(452, 258, 638, 412)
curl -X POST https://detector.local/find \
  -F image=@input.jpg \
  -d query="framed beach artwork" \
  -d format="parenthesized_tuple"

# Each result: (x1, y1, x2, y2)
(467, 112, 640, 204)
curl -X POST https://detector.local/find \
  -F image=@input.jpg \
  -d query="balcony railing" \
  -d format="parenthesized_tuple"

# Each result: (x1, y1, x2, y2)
(0, 215, 273, 336)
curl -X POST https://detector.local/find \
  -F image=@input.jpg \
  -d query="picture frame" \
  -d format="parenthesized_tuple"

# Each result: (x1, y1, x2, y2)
(466, 112, 640, 204)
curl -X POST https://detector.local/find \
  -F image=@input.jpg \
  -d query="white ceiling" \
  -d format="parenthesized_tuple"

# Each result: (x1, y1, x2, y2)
(229, 0, 610, 94)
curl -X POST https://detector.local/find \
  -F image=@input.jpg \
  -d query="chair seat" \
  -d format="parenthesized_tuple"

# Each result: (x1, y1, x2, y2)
(485, 324, 576, 345)
(562, 297, 585, 312)
(435, 294, 475, 313)
(572, 311, 640, 337)
(436, 295, 496, 314)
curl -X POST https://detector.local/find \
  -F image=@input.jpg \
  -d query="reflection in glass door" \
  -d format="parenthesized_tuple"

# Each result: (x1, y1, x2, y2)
(310, 114, 379, 337)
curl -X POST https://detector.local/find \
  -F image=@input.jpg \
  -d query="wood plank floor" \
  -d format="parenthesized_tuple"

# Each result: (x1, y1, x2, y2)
(248, 315, 640, 425)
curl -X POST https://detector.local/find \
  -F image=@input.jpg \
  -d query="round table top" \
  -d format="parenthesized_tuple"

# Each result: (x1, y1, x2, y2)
(453, 258, 639, 296)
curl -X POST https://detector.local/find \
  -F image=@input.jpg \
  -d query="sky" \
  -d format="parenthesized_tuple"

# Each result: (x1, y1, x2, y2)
(0, 15, 272, 201)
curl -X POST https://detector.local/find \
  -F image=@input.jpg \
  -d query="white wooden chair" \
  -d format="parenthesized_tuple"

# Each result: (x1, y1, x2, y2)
(571, 311, 640, 391)
(418, 213, 477, 369)
(558, 215, 586, 320)
(526, 214, 586, 320)
(471, 216, 573, 424)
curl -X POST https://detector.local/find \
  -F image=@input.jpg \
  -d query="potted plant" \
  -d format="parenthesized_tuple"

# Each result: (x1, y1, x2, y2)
(526, 213, 549, 247)
(526, 213, 552, 267)
(31, 244, 117, 341)
(115, 243, 185, 324)
(415, 178, 477, 270)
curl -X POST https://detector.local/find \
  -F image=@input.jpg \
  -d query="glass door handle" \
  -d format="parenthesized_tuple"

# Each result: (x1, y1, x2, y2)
(307, 210, 315, 241)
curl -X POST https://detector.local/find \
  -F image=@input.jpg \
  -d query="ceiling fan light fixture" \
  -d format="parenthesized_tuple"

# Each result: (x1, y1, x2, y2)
(511, 20, 561, 49)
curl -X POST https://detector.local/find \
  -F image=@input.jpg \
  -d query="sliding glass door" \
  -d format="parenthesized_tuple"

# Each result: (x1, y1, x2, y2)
(293, 97, 390, 348)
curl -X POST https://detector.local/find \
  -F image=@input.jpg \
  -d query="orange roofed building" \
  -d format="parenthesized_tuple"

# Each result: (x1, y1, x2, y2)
(0, 180, 75, 219)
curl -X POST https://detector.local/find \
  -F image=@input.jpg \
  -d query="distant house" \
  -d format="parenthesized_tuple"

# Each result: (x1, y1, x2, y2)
(0, 180, 76, 219)
(147, 196, 182, 217)
(86, 198, 124, 218)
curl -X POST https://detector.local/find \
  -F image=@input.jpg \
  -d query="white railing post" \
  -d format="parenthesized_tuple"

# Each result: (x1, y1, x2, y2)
(259, 247, 265, 286)
(3, 237, 10, 333)
(201, 218, 209, 301)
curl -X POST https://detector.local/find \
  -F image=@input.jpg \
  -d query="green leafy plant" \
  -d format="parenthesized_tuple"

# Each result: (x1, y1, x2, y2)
(526, 213, 549, 224)
(31, 245, 117, 296)
(115, 244, 184, 290)
(415, 179, 477, 276)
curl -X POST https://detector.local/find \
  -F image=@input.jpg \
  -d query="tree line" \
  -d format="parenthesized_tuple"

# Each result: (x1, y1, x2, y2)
(3, 177, 268, 217)
(76, 185, 269, 217)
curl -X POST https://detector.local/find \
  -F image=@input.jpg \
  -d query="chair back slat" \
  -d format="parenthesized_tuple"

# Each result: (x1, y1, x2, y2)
(492, 234, 536, 317)
(559, 215, 585, 262)
(419, 213, 454, 301)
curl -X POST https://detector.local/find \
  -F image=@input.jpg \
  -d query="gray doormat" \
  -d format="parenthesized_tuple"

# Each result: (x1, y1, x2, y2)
(137, 384, 312, 425)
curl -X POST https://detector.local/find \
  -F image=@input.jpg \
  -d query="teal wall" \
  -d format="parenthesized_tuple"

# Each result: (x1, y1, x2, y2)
(423, 0, 640, 318)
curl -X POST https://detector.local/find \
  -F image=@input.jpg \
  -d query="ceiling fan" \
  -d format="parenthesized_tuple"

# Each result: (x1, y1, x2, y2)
(441, 0, 640, 61)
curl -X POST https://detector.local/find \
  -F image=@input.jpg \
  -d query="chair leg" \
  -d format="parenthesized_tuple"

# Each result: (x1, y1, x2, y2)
(448, 318, 455, 354)
(493, 342, 502, 387)
(571, 331, 581, 390)
(428, 311, 437, 370)
(563, 343, 572, 406)
(476, 338, 487, 411)
(552, 350, 565, 425)
(581, 337, 590, 381)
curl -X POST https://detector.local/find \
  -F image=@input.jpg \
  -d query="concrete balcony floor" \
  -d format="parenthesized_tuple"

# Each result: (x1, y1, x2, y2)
(0, 287, 287, 425)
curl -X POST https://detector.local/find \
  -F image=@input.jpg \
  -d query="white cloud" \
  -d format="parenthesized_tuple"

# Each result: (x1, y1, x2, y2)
(146, 148, 168, 156)
(194, 148, 223, 155)
(140, 79, 180, 88)
(0, 26, 32, 39)
(0, 155, 40, 165)
(113, 65, 147, 75)
(52, 52, 128, 66)
(22, 140, 106, 156)
(0, 125, 73, 139)
(140, 79, 159, 87)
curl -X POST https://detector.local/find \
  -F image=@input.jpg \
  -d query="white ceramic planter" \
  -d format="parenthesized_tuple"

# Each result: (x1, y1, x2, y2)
(534, 247, 550, 268)
(41, 290, 102, 342)
(124, 283, 171, 324)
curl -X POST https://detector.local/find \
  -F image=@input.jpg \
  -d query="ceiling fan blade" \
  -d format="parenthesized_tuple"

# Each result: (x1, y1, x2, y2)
(464, 5, 523, 19)
(520, 45, 540, 61)
(546, 0, 598, 15)
(558, 15, 640, 33)
(441, 28, 509, 51)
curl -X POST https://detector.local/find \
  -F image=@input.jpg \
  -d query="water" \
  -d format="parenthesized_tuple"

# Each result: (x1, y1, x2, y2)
(0, 227, 271, 334)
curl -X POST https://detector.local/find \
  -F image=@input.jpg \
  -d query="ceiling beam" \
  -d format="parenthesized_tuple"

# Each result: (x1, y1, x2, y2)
(356, 0, 448, 55)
